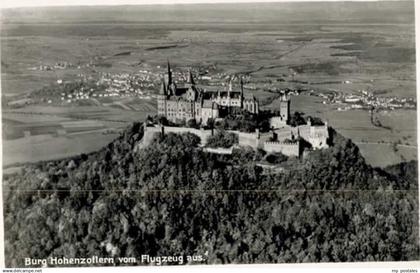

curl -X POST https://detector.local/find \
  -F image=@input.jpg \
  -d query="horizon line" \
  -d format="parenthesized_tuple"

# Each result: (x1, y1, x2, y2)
(2, 0, 408, 10)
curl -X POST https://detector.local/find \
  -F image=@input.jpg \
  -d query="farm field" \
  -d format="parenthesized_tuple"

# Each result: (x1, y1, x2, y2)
(356, 143, 417, 168)
(1, 8, 415, 98)
(2, 131, 119, 166)
(2, 101, 155, 167)
(326, 109, 418, 167)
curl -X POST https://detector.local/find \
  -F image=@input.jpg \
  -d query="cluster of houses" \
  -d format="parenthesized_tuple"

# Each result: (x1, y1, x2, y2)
(29, 61, 75, 71)
(56, 67, 255, 105)
(61, 87, 92, 103)
(58, 72, 159, 103)
(97, 72, 155, 97)
(317, 90, 416, 111)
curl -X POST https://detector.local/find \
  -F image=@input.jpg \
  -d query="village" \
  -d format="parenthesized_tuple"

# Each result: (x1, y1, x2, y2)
(315, 89, 416, 111)
(6, 62, 255, 107)
(6, 59, 417, 116)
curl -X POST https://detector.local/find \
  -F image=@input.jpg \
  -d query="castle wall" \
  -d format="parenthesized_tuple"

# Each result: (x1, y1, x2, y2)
(141, 123, 326, 158)
(297, 124, 328, 149)
(263, 141, 300, 157)
(142, 125, 262, 150)
(163, 126, 212, 146)
(231, 131, 260, 148)
(203, 147, 233, 154)
(141, 125, 213, 147)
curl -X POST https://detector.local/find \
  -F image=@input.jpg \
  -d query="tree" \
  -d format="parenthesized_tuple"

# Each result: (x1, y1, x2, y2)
(206, 130, 239, 148)
(289, 112, 306, 127)
(187, 119, 198, 128)
(265, 153, 288, 164)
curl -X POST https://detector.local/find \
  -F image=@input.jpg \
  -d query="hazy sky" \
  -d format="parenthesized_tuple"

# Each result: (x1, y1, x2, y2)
(0, 0, 403, 9)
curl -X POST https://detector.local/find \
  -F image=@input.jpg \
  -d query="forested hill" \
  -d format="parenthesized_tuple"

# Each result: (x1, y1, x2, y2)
(3, 122, 419, 267)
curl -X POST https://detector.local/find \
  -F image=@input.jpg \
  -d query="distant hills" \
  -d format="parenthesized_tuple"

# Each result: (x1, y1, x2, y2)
(1, 1, 414, 25)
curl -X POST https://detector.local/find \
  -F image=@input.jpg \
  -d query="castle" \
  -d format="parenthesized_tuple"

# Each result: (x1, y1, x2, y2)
(157, 62, 259, 124)
(148, 62, 329, 158)
(265, 94, 329, 154)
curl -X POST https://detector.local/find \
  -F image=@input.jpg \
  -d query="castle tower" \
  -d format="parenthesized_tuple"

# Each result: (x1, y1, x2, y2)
(157, 79, 167, 116)
(164, 60, 173, 95)
(279, 94, 290, 123)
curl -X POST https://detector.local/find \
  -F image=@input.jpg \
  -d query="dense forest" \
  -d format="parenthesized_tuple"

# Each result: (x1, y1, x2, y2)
(3, 122, 419, 267)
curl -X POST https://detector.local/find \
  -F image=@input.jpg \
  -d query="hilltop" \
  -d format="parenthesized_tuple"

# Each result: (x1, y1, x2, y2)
(2, 122, 419, 266)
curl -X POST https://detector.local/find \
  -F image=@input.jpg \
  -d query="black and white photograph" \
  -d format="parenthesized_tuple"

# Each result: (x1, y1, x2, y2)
(0, 0, 418, 269)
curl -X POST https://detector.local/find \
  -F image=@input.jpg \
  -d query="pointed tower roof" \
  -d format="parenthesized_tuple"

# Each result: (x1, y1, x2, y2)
(160, 79, 167, 95)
